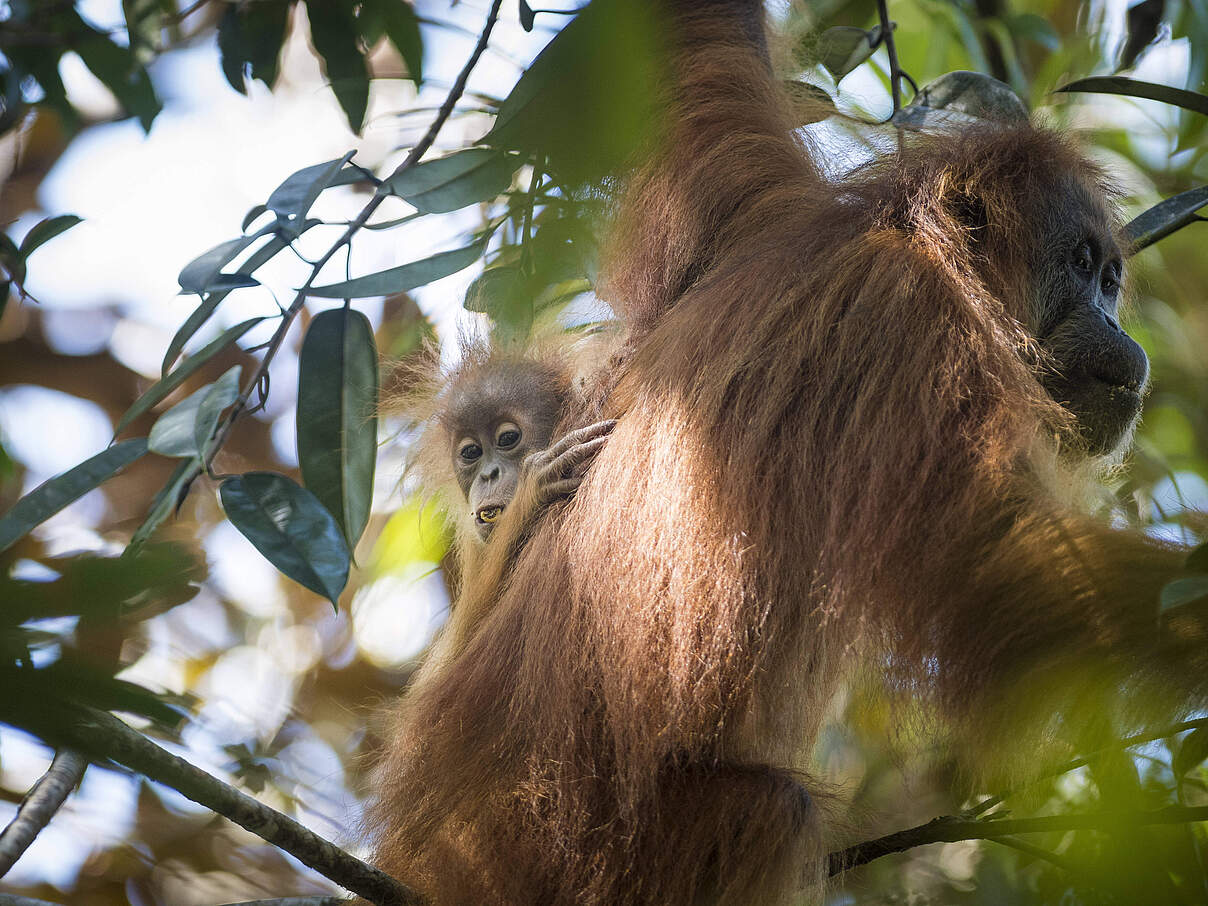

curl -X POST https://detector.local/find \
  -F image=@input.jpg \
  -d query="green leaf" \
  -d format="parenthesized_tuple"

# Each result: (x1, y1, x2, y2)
(1119, 0, 1164, 71)
(0, 439, 148, 553)
(245, 0, 291, 88)
(1174, 727, 1208, 777)
(1056, 77, 1208, 116)
(147, 366, 240, 458)
(164, 236, 287, 374)
(218, 3, 249, 94)
(75, 31, 162, 132)
(128, 458, 199, 550)
(116, 317, 265, 435)
(266, 152, 356, 223)
(519, 0, 536, 31)
(307, 239, 485, 298)
(380, 149, 517, 213)
(816, 26, 878, 80)
(486, 0, 660, 184)
(297, 309, 378, 549)
(304, 0, 369, 134)
(1124, 185, 1208, 253)
(123, 0, 165, 63)
(241, 204, 269, 233)
(19, 215, 82, 258)
(220, 472, 350, 606)
(0, 232, 26, 288)
(1159, 575, 1208, 614)
(373, 0, 423, 85)
(178, 236, 262, 295)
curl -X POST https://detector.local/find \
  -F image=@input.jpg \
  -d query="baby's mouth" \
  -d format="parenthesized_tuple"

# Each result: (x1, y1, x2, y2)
(476, 505, 504, 525)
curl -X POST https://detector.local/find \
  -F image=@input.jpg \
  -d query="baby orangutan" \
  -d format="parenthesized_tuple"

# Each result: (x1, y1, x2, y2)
(396, 336, 613, 659)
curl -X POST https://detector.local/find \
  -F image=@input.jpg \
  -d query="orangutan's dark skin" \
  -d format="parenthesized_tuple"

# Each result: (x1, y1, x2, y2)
(366, 3, 1208, 904)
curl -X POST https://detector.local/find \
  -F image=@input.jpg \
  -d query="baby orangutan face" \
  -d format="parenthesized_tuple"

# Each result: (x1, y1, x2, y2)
(449, 379, 560, 540)
(445, 361, 614, 541)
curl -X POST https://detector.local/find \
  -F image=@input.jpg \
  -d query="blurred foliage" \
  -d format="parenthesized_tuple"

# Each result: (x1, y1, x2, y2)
(0, 0, 1206, 904)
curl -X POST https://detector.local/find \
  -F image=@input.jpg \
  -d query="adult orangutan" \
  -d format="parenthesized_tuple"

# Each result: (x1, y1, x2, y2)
(367, 1, 1207, 902)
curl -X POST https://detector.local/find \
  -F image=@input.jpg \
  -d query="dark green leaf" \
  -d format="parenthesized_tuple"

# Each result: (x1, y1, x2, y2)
(123, 0, 165, 63)
(304, 0, 369, 134)
(1124, 184, 1208, 253)
(464, 264, 523, 314)
(307, 240, 485, 298)
(0, 232, 26, 288)
(1056, 76, 1208, 116)
(245, 0, 291, 88)
(519, 0, 536, 31)
(218, 3, 248, 94)
(75, 31, 162, 132)
(128, 458, 199, 550)
(147, 367, 240, 458)
(297, 309, 378, 549)
(486, 0, 660, 184)
(1159, 575, 1208, 614)
(241, 204, 269, 233)
(0, 439, 149, 554)
(372, 0, 423, 85)
(816, 26, 877, 80)
(266, 152, 356, 223)
(1174, 727, 1208, 777)
(220, 472, 350, 606)
(19, 215, 82, 258)
(178, 236, 259, 295)
(194, 366, 242, 459)
(164, 236, 287, 375)
(1120, 0, 1165, 71)
(1187, 541, 1208, 573)
(116, 318, 265, 435)
(380, 149, 517, 213)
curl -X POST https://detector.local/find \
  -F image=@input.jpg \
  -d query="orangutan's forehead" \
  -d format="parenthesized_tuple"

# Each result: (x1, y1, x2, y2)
(443, 365, 563, 433)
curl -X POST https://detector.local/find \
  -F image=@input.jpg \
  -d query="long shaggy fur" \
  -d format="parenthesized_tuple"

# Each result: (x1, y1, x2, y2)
(366, 3, 1207, 903)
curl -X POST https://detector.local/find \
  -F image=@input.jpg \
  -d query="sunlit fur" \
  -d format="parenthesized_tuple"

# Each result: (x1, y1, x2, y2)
(366, 4, 1207, 904)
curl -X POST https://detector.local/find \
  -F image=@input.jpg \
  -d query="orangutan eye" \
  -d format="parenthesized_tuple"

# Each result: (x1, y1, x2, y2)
(1102, 261, 1121, 295)
(497, 425, 521, 448)
(459, 442, 482, 461)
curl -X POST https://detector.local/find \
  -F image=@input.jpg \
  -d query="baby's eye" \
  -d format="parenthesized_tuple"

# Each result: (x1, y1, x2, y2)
(497, 427, 521, 448)
(459, 443, 482, 461)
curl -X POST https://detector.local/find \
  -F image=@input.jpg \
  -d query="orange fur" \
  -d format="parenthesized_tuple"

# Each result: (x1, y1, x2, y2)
(367, 4, 1207, 903)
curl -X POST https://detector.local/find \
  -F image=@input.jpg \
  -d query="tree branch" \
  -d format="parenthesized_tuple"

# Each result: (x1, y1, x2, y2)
(828, 805, 1208, 875)
(967, 717, 1208, 817)
(52, 708, 418, 906)
(0, 750, 86, 878)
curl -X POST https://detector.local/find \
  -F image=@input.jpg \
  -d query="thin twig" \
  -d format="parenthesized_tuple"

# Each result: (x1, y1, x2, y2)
(828, 805, 1208, 876)
(967, 717, 1208, 817)
(52, 708, 418, 906)
(875, 0, 903, 114)
(218, 899, 346, 906)
(987, 835, 1076, 873)
(0, 750, 86, 878)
